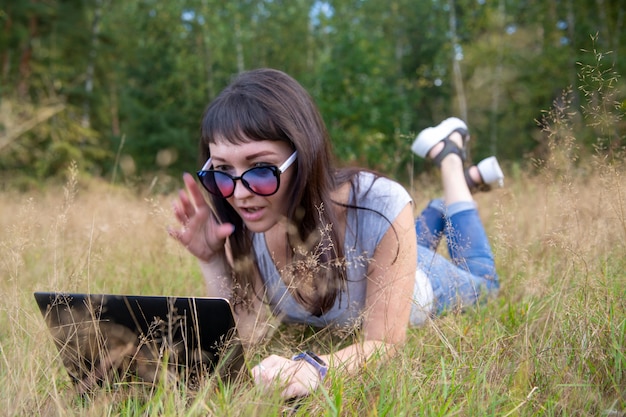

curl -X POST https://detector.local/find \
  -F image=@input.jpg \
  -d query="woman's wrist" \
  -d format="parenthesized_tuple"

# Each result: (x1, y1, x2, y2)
(292, 351, 328, 381)
(198, 250, 226, 267)
(198, 252, 233, 298)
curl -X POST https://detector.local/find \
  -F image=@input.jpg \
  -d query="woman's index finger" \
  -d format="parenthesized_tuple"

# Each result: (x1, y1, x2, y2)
(183, 172, 208, 209)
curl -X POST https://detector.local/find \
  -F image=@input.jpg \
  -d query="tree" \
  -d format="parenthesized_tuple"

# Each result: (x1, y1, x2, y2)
(1, 0, 624, 186)
(0, 0, 108, 182)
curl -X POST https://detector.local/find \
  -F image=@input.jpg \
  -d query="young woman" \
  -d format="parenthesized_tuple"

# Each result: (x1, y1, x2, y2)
(170, 68, 501, 398)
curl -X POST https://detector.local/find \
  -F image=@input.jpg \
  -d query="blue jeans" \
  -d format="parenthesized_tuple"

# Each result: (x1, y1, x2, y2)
(415, 199, 499, 315)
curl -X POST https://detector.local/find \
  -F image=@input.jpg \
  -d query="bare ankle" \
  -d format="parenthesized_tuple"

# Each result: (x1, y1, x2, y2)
(447, 131, 464, 149)
(427, 132, 464, 160)
(427, 142, 445, 159)
(467, 166, 482, 184)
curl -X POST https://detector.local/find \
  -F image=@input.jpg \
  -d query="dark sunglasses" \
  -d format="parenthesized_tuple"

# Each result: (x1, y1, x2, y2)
(196, 151, 298, 198)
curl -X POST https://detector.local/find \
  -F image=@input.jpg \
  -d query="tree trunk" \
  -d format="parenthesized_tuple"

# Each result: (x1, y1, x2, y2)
(109, 76, 120, 137)
(489, 0, 506, 155)
(1, 7, 13, 85)
(594, 0, 610, 51)
(448, 0, 467, 123)
(200, 0, 215, 100)
(82, 0, 103, 130)
(18, 12, 38, 98)
(234, 11, 245, 73)
(566, 0, 579, 111)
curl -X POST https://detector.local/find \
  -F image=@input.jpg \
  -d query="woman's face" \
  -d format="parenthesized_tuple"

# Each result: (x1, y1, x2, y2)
(208, 139, 296, 233)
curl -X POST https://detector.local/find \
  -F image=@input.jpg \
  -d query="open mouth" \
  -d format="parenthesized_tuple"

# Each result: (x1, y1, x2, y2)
(237, 206, 265, 222)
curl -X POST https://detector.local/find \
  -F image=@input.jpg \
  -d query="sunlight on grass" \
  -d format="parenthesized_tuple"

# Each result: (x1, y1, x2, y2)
(2, 76, 626, 415)
(1, 147, 624, 415)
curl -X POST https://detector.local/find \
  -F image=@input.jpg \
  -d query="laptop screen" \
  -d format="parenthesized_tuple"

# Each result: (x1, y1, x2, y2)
(34, 292, 246, 393)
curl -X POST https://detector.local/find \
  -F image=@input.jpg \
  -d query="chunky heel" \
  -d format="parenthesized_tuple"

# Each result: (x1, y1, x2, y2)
(465, 156, 505, 193)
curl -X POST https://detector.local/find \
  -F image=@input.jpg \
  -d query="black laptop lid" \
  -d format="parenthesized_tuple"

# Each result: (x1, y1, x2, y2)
(34, 292, 246, 392)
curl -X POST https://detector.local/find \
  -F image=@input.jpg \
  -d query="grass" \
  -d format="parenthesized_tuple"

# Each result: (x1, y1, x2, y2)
(2, 78, 626, 414)
(1, 148, 624, 416)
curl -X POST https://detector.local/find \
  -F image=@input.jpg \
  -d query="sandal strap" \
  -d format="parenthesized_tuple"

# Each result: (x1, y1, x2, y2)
(464, 167, 492, 193)
(432, 135, 467, 166)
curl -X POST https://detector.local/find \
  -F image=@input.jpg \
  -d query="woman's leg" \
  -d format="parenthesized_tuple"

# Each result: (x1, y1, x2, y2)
(415, 156, 505, 250)
(415, 198, 445, 251)
(415, 201, 499, 315)
(412, 123, 500, 315)
(445, 201, 498, 280)
(417, 240, 498, 315)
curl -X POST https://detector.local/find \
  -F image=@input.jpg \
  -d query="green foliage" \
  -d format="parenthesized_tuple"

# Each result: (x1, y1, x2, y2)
(578, 36, 626, 157)
(313, 0, 449, 180)
(0, 100, 109, 185)
(1, 0, 625, 184)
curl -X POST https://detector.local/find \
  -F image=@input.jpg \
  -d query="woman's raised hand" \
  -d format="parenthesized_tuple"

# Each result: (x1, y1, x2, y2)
(169, 172, 234, 262)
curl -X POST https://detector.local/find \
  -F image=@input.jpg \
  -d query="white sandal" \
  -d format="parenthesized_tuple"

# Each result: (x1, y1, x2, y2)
(411, 117, 469, 163)
(465, 156, 505, 192)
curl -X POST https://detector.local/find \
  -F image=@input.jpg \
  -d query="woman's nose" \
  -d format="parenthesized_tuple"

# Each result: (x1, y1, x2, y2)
(231, 178, 253, 199)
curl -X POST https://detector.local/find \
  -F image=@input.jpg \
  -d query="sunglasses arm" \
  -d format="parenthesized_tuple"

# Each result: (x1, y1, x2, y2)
(200, 157, 213, 171)
(279, 151, 298, 172)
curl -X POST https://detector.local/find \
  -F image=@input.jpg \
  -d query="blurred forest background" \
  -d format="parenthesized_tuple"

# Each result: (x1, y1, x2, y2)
(1, 0, 625, 189)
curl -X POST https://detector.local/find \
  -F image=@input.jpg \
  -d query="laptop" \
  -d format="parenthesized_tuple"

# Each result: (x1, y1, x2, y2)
(34, 292, 247, 393)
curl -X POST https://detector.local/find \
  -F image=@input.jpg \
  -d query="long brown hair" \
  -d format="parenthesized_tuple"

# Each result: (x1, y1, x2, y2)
(199, 68, 348, 316)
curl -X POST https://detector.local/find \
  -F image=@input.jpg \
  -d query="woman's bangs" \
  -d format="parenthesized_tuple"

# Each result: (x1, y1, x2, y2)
(202, 94, 283, 145)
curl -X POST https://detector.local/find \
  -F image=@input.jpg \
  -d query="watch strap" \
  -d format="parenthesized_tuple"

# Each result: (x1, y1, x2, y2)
(292, 351, 328, 381)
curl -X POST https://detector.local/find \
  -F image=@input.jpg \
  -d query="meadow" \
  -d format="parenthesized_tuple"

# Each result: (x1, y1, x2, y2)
(1, 134, 625, 415)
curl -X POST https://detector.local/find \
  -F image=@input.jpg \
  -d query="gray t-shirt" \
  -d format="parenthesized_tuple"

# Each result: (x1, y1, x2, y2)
(252, 171, 413, 329)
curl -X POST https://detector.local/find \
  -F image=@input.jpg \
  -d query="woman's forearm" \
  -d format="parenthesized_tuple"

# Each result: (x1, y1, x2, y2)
(320, 339, 399, 376)
(200, 256, 273, 347)
(198, 254, 233, 299)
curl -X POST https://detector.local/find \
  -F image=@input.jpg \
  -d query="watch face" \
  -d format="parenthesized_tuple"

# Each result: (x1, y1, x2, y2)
(305, 351, 325, 365)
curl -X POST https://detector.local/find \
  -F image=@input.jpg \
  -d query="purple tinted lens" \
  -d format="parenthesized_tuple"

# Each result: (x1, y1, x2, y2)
(197, 171, 221, 197)
(213, 172, 235, 197)
(243, 167, 278, 195)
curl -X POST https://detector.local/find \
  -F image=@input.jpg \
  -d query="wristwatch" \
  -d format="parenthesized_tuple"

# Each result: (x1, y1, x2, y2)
(292, 351, 328, 381)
